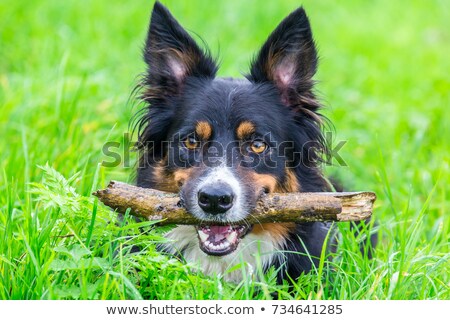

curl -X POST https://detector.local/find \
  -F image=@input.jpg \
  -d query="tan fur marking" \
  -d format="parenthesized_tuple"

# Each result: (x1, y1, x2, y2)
(152, 159, 194, 193)
(152, 166, 177, 192)
(252, 223, 296, 243)
(251, 173, 278, 193)
(236, 121, 256, 140)
(250, 169, 299, 194)
(274, 168, 300, 193)
(251, 170, 298, 243)
(195, 121, 212, 140)
(173, 168, 194, 187)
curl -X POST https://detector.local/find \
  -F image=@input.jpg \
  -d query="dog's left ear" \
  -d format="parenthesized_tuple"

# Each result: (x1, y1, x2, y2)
(247, 7, 318, 107)
(142, 2, 218, 100)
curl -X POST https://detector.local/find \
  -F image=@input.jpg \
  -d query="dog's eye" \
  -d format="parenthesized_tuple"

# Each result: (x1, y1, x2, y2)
(250, 140, 267, 154)
(183, 136, 200, 150)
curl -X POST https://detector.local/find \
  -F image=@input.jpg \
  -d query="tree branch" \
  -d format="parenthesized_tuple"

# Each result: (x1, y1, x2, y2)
(93, 181, 376, 225)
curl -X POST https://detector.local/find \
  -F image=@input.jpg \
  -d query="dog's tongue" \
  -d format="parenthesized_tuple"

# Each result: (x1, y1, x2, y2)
(209, 226, 231, 234)
(208, 226, 231, 242)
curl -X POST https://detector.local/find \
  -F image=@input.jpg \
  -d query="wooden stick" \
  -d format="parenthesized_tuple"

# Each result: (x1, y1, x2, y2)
(93, 181, 376, 225)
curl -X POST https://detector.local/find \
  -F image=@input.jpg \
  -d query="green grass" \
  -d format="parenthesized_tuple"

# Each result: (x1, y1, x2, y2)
(0, 0, 449, 299)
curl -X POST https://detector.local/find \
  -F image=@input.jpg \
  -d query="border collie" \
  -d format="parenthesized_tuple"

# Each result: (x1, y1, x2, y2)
(134, 2, 337, 283)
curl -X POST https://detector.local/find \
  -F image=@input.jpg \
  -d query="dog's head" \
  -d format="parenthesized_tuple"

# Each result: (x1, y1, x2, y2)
(135, 2, 329, 257)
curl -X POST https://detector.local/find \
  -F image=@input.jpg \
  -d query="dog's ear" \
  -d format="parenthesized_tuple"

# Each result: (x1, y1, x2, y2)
(247, 7, 318, 107)
(142, 2, 217, 100)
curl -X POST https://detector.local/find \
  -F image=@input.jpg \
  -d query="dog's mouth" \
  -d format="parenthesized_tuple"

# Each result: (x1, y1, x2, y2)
(196, 225, 250, 256)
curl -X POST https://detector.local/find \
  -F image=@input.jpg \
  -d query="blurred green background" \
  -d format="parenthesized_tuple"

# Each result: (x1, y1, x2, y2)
(0, 0, 449, 299)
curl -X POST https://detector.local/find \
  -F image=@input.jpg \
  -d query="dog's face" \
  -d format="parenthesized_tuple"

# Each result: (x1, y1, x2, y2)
(160, 79, 304, 256)
(135, 2, 328, 262)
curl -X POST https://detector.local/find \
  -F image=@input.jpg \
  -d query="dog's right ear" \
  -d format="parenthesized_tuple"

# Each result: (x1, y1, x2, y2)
(247, 7, 318, 108)
(142, 2, 217, 100)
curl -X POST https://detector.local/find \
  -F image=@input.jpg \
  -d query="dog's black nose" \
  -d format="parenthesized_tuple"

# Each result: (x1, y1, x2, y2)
(198, 183, 234, 214)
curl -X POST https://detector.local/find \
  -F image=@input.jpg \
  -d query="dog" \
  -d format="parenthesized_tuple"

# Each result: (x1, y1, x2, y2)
(133, 2, 339, 283)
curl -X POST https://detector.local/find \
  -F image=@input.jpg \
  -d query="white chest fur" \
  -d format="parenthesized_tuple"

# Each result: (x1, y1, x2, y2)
(160, 225, 286, 283)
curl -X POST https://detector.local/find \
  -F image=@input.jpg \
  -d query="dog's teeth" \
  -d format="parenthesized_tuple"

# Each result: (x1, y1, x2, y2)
(200, 227, 238, 252)
(226, 231, 238, 243)
(198, 230, 209, 242)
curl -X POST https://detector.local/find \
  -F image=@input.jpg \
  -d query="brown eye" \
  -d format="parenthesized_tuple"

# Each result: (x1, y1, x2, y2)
(250, 140, 267, 154)
(183, 136, 200, 150)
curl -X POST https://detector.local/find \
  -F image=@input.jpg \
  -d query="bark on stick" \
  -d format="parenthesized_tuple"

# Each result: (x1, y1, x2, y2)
(93, 181, 376, 225)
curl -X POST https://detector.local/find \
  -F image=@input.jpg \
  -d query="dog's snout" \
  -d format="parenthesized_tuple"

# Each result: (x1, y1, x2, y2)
(198, 183, 235, 214)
